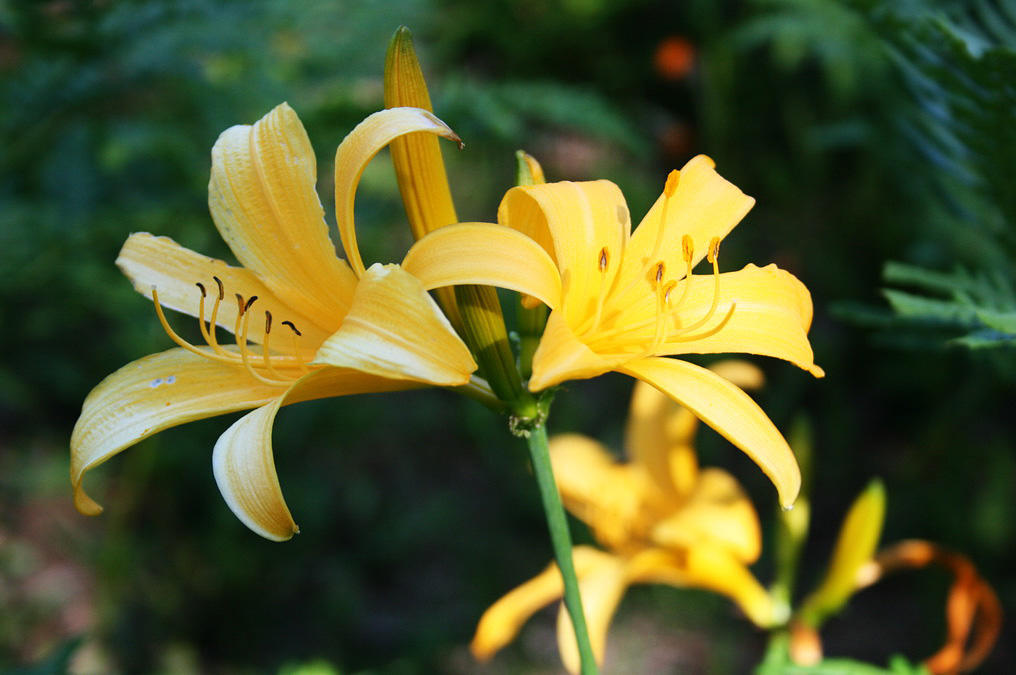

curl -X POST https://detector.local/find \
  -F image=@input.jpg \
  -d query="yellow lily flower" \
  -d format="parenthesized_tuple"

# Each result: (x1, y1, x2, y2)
(71, 103, 477, 541)
(471, 369, 775, 673)
(404, 156, 823, 507)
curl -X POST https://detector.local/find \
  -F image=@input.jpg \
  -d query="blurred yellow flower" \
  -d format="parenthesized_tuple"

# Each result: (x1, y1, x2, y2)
(405, 156, 823, 507)
(71, 103, 477, 541)
(471, 367, 775, 673)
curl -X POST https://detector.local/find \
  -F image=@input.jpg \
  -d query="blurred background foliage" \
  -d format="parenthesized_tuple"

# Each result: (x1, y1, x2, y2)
(1, 0, 1013, 672)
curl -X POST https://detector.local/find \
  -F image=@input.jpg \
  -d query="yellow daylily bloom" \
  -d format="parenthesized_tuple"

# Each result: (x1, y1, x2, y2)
(471, 371, 775, 672)
(71, 103, 477, 541)
(405, 156, 823, 507)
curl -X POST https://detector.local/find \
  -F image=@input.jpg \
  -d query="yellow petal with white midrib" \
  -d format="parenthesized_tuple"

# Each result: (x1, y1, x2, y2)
(212, 368, 421, 541)
(313, 264, 476, 385)
(70, 348, 285, 516)
(117, 233, 333, 347)
(208, 103, 356, 325)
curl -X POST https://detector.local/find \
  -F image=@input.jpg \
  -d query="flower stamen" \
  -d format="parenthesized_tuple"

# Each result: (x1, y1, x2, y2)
(151, 286, 238, 366)
(582, 246, 612, 336)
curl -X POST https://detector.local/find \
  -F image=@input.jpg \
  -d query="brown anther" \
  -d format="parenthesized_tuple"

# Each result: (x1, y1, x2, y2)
(281, 320, 302, 337)
(244, 295, 258, 313)
(235, 293, 245, 315)
(662, 280, 677, 303)
(707, 237, 721, 264)
(664, 169, 680, 197)
(682, 235, 694, 263)
(654, 261, 666, 284)
(598, 247, 610, 272)
(213, 276, 224, 300)
(196, 282, 207, 298)
(264, 310, 273, 334)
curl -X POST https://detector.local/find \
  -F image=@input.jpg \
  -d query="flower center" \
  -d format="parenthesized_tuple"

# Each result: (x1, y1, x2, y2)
(151, 277, 314, 387)
(584, 232, 736, 357)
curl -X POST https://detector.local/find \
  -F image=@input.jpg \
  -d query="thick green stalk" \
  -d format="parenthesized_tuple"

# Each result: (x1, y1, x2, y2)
(525, 424, 599, 675)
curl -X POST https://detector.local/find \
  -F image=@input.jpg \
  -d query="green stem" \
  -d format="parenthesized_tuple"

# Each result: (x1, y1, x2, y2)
(525, 424, 599, 675)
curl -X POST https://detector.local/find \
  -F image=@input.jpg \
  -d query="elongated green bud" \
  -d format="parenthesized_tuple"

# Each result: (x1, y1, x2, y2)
(797, 479, 886, 628)
(514, 150, 549, 380)
(385, 26, 463, 330)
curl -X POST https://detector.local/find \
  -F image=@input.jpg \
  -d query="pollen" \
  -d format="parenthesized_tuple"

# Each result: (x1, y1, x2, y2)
(663, 169, 680, 197)
(682, 235, 694, 263)
(707, 237, 721, 264)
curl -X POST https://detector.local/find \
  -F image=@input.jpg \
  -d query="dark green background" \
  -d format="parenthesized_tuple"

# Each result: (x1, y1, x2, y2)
(1, 0, 1012, 672)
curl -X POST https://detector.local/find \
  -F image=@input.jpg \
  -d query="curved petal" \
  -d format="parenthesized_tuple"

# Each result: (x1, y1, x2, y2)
(335, 107, 461, 277)
(212, 368, 421, 541)
(402, 222, 562, 310)
(548, 434, 646, 549)
(627, 546, 775, 628)
(116, 233, 333, 348)
(528, 310, 614, 391)
(313, 264, 476, 385)
(498, 180, 630, 325)
(651, 468, 762, 563)
(70, 348, 285, 516)
(471, 546, 612, 662)
(208, 103, 356, 327)
(659, 264, 824, 377)
(618, 357, 801, 509)
(612, 155, 755, 301)
(557, 553, 629, 674)
(625, 379, 700, 500)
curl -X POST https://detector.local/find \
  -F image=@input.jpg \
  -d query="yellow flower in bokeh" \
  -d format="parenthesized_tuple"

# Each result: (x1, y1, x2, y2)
(470, 364, 776, 673)
(71, 103, 477, 541)
(405, 156, 823, 507)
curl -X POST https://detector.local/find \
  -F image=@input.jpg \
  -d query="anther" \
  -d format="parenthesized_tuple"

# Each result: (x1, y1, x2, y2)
(654, 261, 666, 284)
(707, 237, 721, 264)
(196, 282, 207, 298)
(235, 293, 245, 315)
(213, 276, 224, 301)
(264, 310, 273, 334)
(664, 169, 680, 198)
(598, 247, 610, 273)
(244, 295, 258, 313)
(281, 320, 302, 336)
(662, 280, 677, 304)
(682, 235, 694, 263)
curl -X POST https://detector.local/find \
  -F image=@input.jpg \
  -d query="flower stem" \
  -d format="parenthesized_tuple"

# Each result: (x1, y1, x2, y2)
(525, 423, 599, 675)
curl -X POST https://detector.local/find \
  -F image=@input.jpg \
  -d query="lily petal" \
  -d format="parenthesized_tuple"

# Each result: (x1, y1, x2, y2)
(498, 180, 630, 325)
(625, 379, 700, 500)
(528, 310, 614, 391)
(660, 264, 824, 377)
(70, 348, 284, 516)
(313, 264, 476, 385)
(334, 107, 462, 278)
(212, 368, 421, 541)
(628, 545, 775, 628)
(619, 357, 801, 508)
(548, 434, 647, 548)
(557, 553, 629, 674)
(613, 155, 755, 299)
(402, 222, 562, 310)
(651, 468, 762, 563)
(116, 233, 333, 347)
(471, 546, 612, 661)
(208, 103, 357, 327)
